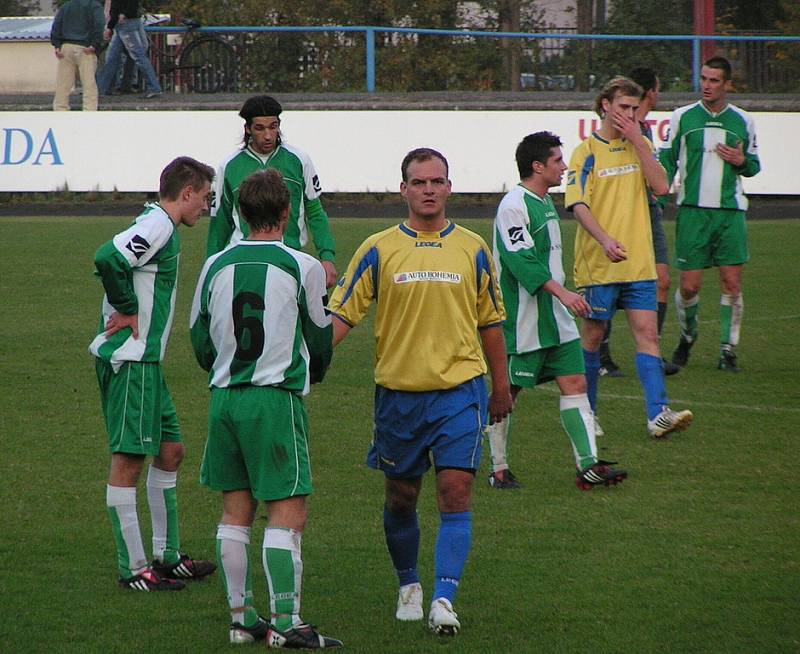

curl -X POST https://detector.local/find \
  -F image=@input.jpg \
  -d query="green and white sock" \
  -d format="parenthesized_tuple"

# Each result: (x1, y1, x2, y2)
(720, 293, 743, 347)
(263, 528, 303, 631)
(147, 465, 180, 565)
(217, 524, 259, 627)
(106, 484, 147, 578)
(675, 289, 699, 342)
(559, 394, 597, 470)
(487, 415, 511, 473)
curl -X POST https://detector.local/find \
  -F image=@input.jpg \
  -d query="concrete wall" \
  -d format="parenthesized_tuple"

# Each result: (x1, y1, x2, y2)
(0, 41, 57, 94)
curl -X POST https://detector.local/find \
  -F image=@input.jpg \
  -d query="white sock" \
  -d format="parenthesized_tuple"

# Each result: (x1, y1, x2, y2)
(106, 484, 147, 576)
(487, 416, 510, 473)
(147, 465, 177, 562)
(217, 524, 255, 624)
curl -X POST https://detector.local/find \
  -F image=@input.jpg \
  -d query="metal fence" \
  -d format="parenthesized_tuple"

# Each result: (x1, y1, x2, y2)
(143, 25, 800, 94)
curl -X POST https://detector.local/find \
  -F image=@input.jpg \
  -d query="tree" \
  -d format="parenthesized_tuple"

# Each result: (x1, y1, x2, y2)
(0, 0, 39, 17)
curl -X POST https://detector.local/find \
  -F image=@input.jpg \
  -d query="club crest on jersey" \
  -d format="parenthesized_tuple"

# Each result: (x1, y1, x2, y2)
(508, 225, 525, 245)
(312, 175, 322, 193)
(394, 271, 461, 284)
(567, 170, 576, 185)
(415, 240, 442, 248)
(125, 234, 151, 259)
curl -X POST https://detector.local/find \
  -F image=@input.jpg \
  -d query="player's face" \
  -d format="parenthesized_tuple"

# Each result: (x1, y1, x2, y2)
(648, 77, 661, 109)
(604, 93, 639, 123)
(401, 157, 451, 224)
(536, 147, 567, 188)
(181, 181, 212, 227)
(247, 116, 280, 155)
(700, 65, 729, 109)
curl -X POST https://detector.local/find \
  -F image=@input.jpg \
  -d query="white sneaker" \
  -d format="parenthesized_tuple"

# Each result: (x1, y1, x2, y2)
(395, 582, 423, 621)
(427, 597, 460, 636)
(594, 414, 605, 437)
(647, 407, 693, 438)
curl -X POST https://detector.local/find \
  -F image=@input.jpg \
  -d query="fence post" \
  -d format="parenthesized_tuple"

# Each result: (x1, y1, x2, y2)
(692, 37, 701, 91)
(365, 27, 375, 92)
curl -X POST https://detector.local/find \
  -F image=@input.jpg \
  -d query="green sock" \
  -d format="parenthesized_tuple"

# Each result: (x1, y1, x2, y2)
(263, 528, 303, 631)
(559, 394, 597, 470)
(217, 524, 259, 627)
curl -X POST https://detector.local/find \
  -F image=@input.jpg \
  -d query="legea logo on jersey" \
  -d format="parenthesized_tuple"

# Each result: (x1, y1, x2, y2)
(415, 241, 442, 248)
(597, 163, 639, 178)
(1, 128, 63, 166)
(394, 271, 462, 284)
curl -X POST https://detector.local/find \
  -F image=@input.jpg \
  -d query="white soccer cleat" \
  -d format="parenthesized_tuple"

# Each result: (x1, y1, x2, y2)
(427, 597, 460, 636)
(594, 414, 605, 438)
(396, 582, 423, 621)
(647, 408, 693, 438)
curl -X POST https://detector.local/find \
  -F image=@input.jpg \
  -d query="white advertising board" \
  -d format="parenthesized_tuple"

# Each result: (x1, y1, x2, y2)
(0, 110, 795, 194)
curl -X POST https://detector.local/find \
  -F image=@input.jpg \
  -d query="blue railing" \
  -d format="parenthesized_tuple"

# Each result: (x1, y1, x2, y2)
(147, 25, 800, 93)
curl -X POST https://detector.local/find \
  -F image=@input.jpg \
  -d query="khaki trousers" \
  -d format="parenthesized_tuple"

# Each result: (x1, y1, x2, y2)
(53, 43, 99, 111)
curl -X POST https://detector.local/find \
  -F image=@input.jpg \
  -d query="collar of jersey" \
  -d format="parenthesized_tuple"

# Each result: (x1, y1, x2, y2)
(591, 131, 627, 145)
(399, 221, 455, 239)
(245, 144, 280, 164)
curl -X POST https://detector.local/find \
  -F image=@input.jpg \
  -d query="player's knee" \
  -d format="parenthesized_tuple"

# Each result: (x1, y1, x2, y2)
(385, 483, 419, 517)
(156, 442, 185, 470)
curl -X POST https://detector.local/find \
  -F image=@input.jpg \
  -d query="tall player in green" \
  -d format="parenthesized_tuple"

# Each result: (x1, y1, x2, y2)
(207, 95, 338, 288)
(488, 132, 627, 490)
(90, 156, 217, 590)
(191, 169, 340, 648)
(659, 56, 761, 372)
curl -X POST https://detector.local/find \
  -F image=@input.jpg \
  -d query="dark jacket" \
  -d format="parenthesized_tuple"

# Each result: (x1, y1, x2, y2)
(50, 0, 105, 52)
(107, 0, 142, 31)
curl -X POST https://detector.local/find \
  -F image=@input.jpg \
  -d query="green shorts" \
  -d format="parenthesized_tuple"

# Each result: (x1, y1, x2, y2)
(95, 359, 181, 456)
(508, 338, 585, 389)
(200, 385, 313, 501)
(674, 206, 749, 270)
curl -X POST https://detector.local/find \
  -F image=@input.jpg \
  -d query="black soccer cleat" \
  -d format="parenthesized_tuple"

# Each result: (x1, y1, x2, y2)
(599, 342, 624, 377)
(575, 460, 628, 491)
(230, 616, 270, 644)
(718, 348, 740, 373)
(266, 623, 343, 649)
(662, 358, 681, 376)
(487, 469, 522, 489)
(118, 567, 185, 591)
(671, 336, 694, 368)
(152, 552, 216, 580)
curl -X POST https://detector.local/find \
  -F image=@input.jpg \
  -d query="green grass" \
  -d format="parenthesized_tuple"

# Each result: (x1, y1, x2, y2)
(0, 215, 798, 653)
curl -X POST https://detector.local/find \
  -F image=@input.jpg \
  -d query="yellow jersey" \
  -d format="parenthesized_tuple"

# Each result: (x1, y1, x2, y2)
(566, 132, 658, 287)
(329, 221, 505, 392)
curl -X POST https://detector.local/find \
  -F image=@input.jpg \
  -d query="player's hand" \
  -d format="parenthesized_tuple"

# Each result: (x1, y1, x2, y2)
(54, 48, 64, 59)
(321, 260, 338, 288)
(716, 141, 745, 167)
(558, 289, 591, 318)
(488, 386, 513, 425)
(612, 109, 640, 142)
(104, 311, 139, 339)
(103, 28, 112, 41)
(602, 238, 627, 262)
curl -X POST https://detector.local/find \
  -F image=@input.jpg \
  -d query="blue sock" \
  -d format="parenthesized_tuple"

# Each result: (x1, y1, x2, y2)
(383, 506, 419, 586)
(433, 511, 472, 603)
(583, 349, 601, 414)
(635, 352, 669, 420)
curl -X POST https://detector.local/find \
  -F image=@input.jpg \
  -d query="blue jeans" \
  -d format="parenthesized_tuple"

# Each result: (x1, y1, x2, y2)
(98, 18, 161, 94)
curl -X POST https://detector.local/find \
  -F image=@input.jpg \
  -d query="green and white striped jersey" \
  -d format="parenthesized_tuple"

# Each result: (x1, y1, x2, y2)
(493, 185, 580, 355)
(89, 203, 180, 370)
(207, 143, 335, 262)
(659, 101, 760, 210)
(190, 240, 333, 394)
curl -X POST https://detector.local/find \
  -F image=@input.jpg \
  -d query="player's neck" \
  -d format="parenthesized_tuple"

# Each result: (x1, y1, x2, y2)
(597, 120, 620, 141)
(160, 200, 183, 226)
(634, 103, 651, 124)
(407, 214, 447, 233)
(247, 224, 285, 241)
(521, 177, 548, 198)
(702, 98, 728, 114)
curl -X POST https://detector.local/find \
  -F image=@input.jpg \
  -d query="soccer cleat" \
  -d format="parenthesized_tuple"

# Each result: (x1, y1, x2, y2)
(487, 469, 521, 489)
(662, 358, 681, 376)
(266, 623, 342, 649)
(230, 616, 270, 644)
(152, 553, 217, 580)
(647, 408, 693, 438)
(718, 348, 740, 373)
(598, 361, 624, 377)
(594, 415, 605, 438)
(671, 336, 694, 368)
(396, 582, 424, 621)
(575, 460, 627, 490)
(428, 598, 460, 636)
(118, 567, 185, 591)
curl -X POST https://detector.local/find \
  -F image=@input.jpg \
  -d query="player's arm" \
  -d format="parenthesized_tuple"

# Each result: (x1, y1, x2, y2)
(657, 111, 682, 205)
(572, 203, 627, 263)
(614, 111, 668, 195)
(299, 261, 333, 384)
(327, 239, 378, 346)
(541, 279, 590, 317)
(305, 197, 337, 287)
(727, 116, 761, 178)
(93, 240, 139, 337)
(479, 325, 512, 425)
(332, 316, 351, 347)
(494, 206, 552, 297)
(188, 264, 215, 372)
(205, 164, 235, 258)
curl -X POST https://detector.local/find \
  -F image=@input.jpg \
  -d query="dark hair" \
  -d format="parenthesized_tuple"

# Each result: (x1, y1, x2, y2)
(400, 147, 449, 182)
(628, 67, 658, 96)
(239, 95, 283, 146)
(594, 76, 643, 117)
(237, 169, 290, 231)
(516, 132, 562, 179)
(159, 156, 215, 201)
(703, 56, 732, 81)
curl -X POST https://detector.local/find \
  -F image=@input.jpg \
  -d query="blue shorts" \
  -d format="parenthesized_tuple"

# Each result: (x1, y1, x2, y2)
(367, 377, 488, 479)
(580, 280, 657, 320)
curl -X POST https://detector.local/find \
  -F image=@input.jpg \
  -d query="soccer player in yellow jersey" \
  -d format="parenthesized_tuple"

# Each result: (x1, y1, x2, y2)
(566, 77, 693, 439)
(329, 148, 512, 637)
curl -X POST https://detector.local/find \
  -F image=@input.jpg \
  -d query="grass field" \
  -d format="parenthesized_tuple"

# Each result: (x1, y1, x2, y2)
(1, 214, 798, 654)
